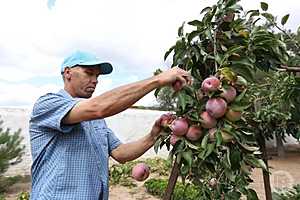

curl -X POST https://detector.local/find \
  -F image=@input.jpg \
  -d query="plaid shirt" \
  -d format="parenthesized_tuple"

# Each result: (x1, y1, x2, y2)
(29, 89, 121, 200)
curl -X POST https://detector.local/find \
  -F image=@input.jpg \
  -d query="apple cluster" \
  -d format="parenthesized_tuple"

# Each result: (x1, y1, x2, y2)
(162, 74, 247, 145)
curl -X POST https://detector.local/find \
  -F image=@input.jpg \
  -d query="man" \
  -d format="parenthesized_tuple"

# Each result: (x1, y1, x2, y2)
(29, 50, 191, 200)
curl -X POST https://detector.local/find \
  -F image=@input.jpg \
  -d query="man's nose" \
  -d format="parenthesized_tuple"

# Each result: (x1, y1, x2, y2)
(92, 76, 98, 85)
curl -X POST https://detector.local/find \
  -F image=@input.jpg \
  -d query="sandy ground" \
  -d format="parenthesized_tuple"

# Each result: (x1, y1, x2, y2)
(4, 150, 300, 200)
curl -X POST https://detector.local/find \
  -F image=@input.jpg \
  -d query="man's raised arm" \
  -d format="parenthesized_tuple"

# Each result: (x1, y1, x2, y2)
(63, 67, 191, 124)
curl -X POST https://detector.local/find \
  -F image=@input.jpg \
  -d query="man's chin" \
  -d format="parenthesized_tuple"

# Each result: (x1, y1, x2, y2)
(80, 92, 93, 98)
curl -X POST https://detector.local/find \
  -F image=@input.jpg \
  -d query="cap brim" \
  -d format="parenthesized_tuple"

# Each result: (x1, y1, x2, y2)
(80, 61, 113, 75)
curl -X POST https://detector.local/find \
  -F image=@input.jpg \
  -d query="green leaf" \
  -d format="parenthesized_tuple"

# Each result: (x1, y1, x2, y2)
(239, 143, 260, 152)
(178, 22, 185, 37)
(257, 159, 268, 171)
(246, 9, 259, 16)
(260, 2, 268, 11)
(201, 134, 209, 149)
(240, 130, 254, 136)
(241, 161, 251, 175)
(261, 13, 274, 22)
(226, 46, 245, 57)
(215, 53, 223, 65)
(181, 163, 190, 175)
(174, 140, 186, 155)
(281, 14, 290, 26)
(182, 150, 193, 168)
(245, 156, 268, 171)
(230, 64, 254, 82)
(185, 140, 200, 150)
(226, 147, 231, 167)
(225, 0, 237, 7)
(200, 6, 211, 14)
(230, 103, 251, 111)
(233, 89, 247, 102)
(230, 150, 241, 170)
(154, 88, 161, 98)
(227, 4, 243, 12)
(168, 150, 174, 163)
(216, 130, 222, 146)
(204, 143, 215, 158)
(178, 92, 187, 110)
(225, 169, 236, 182)
(176, 153, 182, 164)
(247, 189, 259, 200)
(188, 31, 201, 43)
(154, 137, 162, 154)
(164, 45, 175, 61)
(187, 20, 204, 27)
(231, 59, 254, 69)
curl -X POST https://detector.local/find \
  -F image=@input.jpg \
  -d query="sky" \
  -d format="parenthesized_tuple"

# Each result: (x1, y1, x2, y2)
(0, 0, 299, 108)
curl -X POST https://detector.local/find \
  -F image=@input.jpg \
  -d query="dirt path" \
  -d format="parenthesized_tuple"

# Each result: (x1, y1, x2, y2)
(4, 151, 300, 200)
(250, 152, 300, 200)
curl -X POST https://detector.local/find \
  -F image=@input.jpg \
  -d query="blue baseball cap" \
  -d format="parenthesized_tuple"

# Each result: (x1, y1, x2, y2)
(61, 51, 113, 75)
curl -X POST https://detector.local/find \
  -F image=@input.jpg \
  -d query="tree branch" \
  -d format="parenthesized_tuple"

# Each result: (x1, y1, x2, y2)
(280, 65, 300, 72)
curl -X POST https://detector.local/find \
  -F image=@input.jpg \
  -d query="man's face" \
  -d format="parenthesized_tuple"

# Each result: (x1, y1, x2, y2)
(65, 66, 101, 98)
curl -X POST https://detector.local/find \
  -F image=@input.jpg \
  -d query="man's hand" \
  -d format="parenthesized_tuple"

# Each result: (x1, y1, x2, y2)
(149, 113, 175, 140)
(156, 67, 192, 91)
(149, 116, 163, 141)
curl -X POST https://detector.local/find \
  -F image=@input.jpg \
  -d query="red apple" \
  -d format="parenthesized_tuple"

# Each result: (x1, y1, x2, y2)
(206, 98, 227, 118)
(186, 125, 203, 141)
(201, 76, 220, 92)
(160, 113, 176, 128)
(225, 109, 242, 122)
(170, 134, 180, 146)
(172, 80, 183, 91)
(200, 111, 217, 129)
(131, 163, 150, 181)
(220, 86, 237, 103)
(170, 118, 189, 136)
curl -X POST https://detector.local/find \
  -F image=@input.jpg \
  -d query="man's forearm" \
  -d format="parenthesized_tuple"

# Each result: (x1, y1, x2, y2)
(111, 133, 156, 164)
(90, 76, 160, 118)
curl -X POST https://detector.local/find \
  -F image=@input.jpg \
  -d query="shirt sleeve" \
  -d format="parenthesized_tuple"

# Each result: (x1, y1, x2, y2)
(105, 127, 122, 155)
(30, 92, 79, 133)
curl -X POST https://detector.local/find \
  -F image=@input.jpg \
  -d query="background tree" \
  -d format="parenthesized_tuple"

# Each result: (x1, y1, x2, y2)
(156, 87, 176, 111)
(0, 119, 25, 194)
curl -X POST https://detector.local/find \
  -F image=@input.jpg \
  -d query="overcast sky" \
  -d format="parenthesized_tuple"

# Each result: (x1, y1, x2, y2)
(0, 0, 299, 108)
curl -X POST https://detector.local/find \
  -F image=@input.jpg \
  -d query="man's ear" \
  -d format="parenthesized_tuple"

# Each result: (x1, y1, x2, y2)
(64, 67, 72, 80)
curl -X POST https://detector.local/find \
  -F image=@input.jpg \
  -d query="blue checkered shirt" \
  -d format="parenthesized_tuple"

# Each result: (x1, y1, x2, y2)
(29, 89, 122, 200)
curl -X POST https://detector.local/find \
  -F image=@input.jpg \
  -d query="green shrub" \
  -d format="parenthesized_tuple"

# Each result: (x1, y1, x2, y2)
(272, 184, 300, 200)
(144, 178, 201, 200)
(0, 120, 25, 193)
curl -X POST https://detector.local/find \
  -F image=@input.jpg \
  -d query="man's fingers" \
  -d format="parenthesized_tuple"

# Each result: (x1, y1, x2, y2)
(183, 75, 192, 85)
(155, 116, 164, 127)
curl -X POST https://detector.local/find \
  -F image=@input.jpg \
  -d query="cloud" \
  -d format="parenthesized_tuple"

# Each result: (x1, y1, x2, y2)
(0, 81, 61, 107)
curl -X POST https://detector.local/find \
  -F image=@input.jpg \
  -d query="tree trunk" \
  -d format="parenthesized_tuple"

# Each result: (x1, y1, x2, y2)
(257, 133, 272, 200)
(163, 159, 181, 200)
(275, 134, 285, 157)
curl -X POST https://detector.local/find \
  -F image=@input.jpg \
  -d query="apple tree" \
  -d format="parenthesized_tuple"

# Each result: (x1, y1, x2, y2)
(153, 0, 299, 199)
